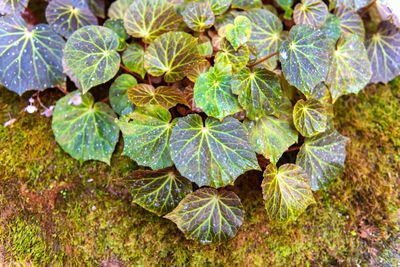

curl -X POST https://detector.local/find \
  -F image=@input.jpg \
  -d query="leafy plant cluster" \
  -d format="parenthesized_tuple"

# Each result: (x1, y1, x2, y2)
(0, 0, 399, 243)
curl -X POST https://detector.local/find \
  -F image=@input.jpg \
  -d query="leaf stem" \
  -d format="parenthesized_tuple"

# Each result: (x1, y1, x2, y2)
(200, 31, 206, 43)
(284, 146, 302, 153)
(360, 0, 377, 17)
(147, 74, 152, 86)
(120, 64, 146, 81)
(56, 86, 68, 95)
(100, 96, 109, 103)
(248, 51, 280, 68)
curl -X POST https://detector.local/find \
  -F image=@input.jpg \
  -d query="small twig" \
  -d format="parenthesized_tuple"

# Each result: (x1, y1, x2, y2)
(120, 64, 145, 81)
(35, 92, 47, 109)
(200, 31, 206, 43)
(147, 74, 152, 86)
(248, 51, 280, 68)
(284, 146, 302, 153)
(100, 96, 109, 103)
(360, 0, 377, 17)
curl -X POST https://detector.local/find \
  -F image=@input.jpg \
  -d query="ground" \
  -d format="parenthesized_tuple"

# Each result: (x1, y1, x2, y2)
(0, 79, 399, 266)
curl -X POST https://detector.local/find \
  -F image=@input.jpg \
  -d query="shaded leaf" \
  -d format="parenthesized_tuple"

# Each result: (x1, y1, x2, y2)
(326, 33, 372, 102)
(231, 0, 261, 10)
(214, 39, 249, 71)
(103, 18, 129, 51)
(244, 8, 282, 70)
(45, 0, 97, 38)
(279, 24, 332, 97)
(165, 188, 244, 243)
(319, 13, 341, 46)
(108, 0, 133, 19)
(244, 98, 298, 163)
(262, 163, 314, 221)
(64, 26, 120, 94)
(309, 82, 332, 104)
(365, 21, 400, 84)
(126, 167, 193, 216)
(123, 0, 182, 43)
(296, 129, 348, 190)
(329, 0, 373, 11)
(109, 74, 136, 116)
(223, 15, 251, 51)
(334, 6, 365, 40)
(293, 0, 328, 27)
(194, 65, 241, 120)
(209, 0, 231, 15)
(197, 39, 213, 57)
(117, 105, 175, 169)
(144, 31, 202, 82)
(293, 98, 328, 137)
(182, 1, 215, 32)
(169, 114, 260, 188)
(0, 16, 65, 95)
(122, 43, 146, 78)
(0, 0, 28, 15)
(187, 59, 211, 82)
(276, 0, 294, 19)
(127, 84, 186, 109)
(232, 67, 282, 120)
(52, 91, 119, 164)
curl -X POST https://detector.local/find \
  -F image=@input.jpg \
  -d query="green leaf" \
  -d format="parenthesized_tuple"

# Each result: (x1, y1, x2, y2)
(334, 6, 365, 40)
(231, 0, 261, 10)
(197, 40, 213, 57)
(309, 82, 332, 104)
(319, 13, 341, 46)
(293, 0, 328, 27)
(296, 129, 348, 190)
(64, 26, 120, 94)
(45, 0, 98, 38)
(214, 39, 249, 71)
(122, 43, 146, 78)
(223, 16, 251, 51)
(123, 0, 182, 43)
(0, 0, 28, 14)
(194, 65, 241, 120)
(187, 59, 211, 82)
(144, 31, 202, 83)
(109, 74, 136, 116)
(366, 21, 400, 84)
(126, 167, 193, 216)
(103, 18, 129, 51)
(261, 163, 315, 221)
(165, 188, 244, 243)
(244, 8, 283, 70)
(117, 105, 175, 170)
(329, 0, 373, 11)
(279, 24, 332, 97)
(214, 10, 237, 35)
(108, 0, 133, 19)
(181, 1, 215, 32)
(169, 114, 260, 188)
(127, 84, 187, 109)
(326, 33, 372, 102)
(276, 0, 294, 19)
(52, 91, 119, 165)
(232, 67, 282, 120)
(293, 98, 328, 137)
(209, 0, 231, 15)
(0, 16, 65, 95)
(244, 98, 298, 163)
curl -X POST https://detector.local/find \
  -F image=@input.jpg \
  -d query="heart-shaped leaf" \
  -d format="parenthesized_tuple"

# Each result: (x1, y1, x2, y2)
(232, 67, 282, 120)
(187, 59, 211, 82)
(209, 0, 231, 15)
(223, 15, 252, 50)
(109, 74, 136, 116)
(232, 0, 261, 10)
(123, 0, 182, 43)
(0, 0, 28, 14)
(126, 167, 193, 216)
(117, 105, 175, 170)
(194, 65, 241, 120)
(329, 0, 373, 11)
(104, 18, 129, 51)
(279, 24, 332, 97)
(165, 188, 244, 243)
(296, 129, 348, 190)
(320, 13, 341, 46)
(64, 26, 120, 94)
(293, 0, 329, 27)
(45, 0, 98, 38)
(326, 33, 372, 102)
(244, 98, 298, 163)
(0, 16, 65, 95)
(366, 21, 400, 84)
(122, 43, 146, 79)
(52, 91, 119, 164)
(244, 8, 283, 70)
(334, 6, 365, 40)
(293, 98, 328, 137)
(127, 84, 186, 109)
(214, 39, 249, 71)
(169, 114, 259, 188)
(144, 31, 202, 83)
(182, 1, 215, 32)
(262, 163, 314, 221)
(108, 0, 133, 19)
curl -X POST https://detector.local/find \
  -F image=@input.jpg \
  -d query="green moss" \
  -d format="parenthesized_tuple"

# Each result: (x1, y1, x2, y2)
(0, 81, 399, 265)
